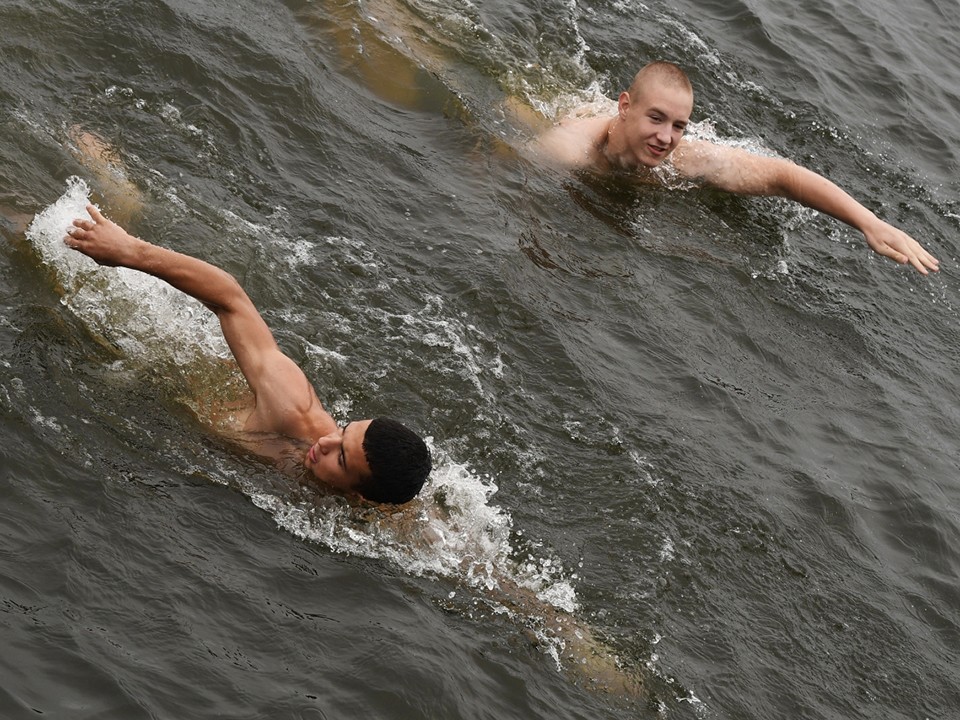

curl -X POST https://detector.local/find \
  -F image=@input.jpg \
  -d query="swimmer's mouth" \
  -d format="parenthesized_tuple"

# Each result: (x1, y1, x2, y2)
(307, 444, 317, 464)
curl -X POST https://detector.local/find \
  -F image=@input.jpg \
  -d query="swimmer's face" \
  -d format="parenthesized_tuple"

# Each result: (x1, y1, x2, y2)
(304, 419, 373, 493)
(617, 80, 692, 168)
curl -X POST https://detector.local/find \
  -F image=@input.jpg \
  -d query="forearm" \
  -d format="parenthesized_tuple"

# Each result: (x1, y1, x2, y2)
(769, 162, 938, 273)
(674, 144, 938, 273)
(777, 164, 880, 234)
(121, 238, 246, 313)
(679, 143, 881, 231)
(67, 205, 248, 314)
(67, 205, 291, 387)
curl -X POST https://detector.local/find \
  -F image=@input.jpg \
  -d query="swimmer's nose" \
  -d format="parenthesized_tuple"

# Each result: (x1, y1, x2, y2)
(315, 428, 342, 454)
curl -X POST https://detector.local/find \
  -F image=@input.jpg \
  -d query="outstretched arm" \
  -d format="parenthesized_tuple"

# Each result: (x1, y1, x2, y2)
(671, 140, 940, 274)
(64, 206, 308, 411)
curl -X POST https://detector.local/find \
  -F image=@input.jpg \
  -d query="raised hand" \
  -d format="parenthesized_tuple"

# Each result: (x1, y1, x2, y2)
(64, 205, 145, 267)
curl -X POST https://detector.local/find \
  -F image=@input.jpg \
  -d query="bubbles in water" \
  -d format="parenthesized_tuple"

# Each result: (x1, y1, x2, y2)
(659, 537, 675, 562)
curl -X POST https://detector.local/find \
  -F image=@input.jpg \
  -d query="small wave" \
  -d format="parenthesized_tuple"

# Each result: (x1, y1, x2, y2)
(242, 445, 578, 614)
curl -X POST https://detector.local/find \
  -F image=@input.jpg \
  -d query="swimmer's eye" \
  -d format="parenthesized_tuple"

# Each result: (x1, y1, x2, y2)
(338, 424, 349, 469)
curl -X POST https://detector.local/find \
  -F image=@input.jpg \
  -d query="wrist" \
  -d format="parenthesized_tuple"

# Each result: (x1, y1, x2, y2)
(856, 212, 885, 236)
(126, 234, 159, 270)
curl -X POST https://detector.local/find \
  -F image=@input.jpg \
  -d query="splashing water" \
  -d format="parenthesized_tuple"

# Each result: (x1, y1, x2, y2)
(248, 452, 577, 613)
(26, 179, 583, 646)
(25, 177, 230, 364)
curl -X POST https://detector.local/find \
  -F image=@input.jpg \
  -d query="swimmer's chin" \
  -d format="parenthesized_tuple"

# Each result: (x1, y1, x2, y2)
(640, 152, 670, 168)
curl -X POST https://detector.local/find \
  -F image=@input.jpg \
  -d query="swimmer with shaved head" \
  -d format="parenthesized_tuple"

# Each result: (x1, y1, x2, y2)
(533, 61, 939, 275)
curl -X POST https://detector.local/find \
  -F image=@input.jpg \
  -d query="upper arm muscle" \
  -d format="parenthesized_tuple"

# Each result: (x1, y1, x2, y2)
(215, 293, 287, 396)
(672, 140, 791, 196)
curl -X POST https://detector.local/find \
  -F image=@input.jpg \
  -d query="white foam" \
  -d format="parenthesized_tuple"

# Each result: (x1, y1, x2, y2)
(238, 444, 579, 616)
(25, 178, 230, 364)
(527, 80, 614, 123)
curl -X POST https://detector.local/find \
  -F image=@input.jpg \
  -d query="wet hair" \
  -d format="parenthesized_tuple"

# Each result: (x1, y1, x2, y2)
(629, 61, 693, 97)
(357, 417, 432, 504)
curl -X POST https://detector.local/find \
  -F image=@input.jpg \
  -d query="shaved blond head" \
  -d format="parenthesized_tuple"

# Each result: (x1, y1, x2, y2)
(628, 61, 693, 99)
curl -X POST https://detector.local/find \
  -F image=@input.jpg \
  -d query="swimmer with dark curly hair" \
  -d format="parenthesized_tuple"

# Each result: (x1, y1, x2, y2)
(64, 204, 431, 505)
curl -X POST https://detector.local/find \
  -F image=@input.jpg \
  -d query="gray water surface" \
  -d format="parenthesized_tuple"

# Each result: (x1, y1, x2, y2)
(2, 0, 959, 718)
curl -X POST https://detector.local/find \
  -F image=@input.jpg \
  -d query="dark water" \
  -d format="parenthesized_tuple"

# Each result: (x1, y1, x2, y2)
(2, 0, 959, 718)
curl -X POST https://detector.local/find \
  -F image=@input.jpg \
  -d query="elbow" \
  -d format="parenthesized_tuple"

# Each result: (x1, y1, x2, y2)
(768, 161, 806, 201)
(221, 272, 250, 311)
(206, 270, 249, 315)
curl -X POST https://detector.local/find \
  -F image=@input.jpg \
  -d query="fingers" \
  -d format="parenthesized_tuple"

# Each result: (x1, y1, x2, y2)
(884, 244, 930, 275)
(64, 206, 106, 248)
(63, 230, 82, 249)
(902, 240, 939, 275)
(902, 251, 937, 275)
(69, 206, 106, 233)
(64, 214, 97, 249)
(65, 219, 90, 244)
(883, 247, 912, 268)
(87, 204, 106, 223)
(64, 223, 86, 247)
(919, 247, 940, 273)
(909, 251, 937, 275)
(909, 256, 930, 275)
(873, 228, 940, 275)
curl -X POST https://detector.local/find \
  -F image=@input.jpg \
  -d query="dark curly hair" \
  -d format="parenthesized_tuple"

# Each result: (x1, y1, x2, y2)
(356, 417, 432, 504)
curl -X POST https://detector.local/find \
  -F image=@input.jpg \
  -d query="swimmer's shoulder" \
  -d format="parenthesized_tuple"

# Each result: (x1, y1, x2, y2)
(529, 112, 612, 169)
